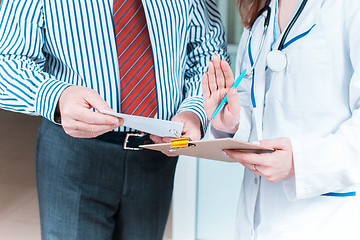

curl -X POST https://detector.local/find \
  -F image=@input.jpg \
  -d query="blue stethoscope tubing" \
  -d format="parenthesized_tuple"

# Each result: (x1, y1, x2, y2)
(243, 0, 309, 108)
(242, 0, 356, 198)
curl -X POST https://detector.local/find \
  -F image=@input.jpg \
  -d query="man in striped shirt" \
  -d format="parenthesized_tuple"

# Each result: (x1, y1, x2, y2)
(0, 0, 228, 239)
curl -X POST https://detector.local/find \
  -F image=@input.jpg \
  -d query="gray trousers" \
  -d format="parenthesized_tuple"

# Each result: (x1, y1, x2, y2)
(36, 119, 177, 240)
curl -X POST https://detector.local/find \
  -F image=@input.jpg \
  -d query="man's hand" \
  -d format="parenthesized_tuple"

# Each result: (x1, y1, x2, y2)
(58, 86, 123, 138)
(150, 111, 202, 156)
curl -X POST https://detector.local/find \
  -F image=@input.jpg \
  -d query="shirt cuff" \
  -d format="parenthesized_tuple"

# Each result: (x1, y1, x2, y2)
(35, 78, 71, 123)
(177, 96, 209, 138)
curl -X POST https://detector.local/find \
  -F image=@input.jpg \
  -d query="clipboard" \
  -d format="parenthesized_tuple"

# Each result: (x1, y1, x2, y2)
(140, 138, 274, 162)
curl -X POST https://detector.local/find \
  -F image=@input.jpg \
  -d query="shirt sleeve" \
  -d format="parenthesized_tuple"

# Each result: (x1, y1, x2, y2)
(177, 0, 230, 135)
(282, 6, 360, 200)
(0, 0, 70, 122)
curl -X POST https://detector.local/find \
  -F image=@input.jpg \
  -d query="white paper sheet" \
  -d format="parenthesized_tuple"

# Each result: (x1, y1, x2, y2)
(100, 110, 183, 138)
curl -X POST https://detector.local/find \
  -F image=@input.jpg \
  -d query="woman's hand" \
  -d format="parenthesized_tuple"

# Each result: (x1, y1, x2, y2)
(224, 137, 295, 183)
(202, 55, 241, 134)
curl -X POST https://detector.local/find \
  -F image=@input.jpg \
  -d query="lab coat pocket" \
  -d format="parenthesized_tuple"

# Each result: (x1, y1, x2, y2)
(276, 49, 333, 111)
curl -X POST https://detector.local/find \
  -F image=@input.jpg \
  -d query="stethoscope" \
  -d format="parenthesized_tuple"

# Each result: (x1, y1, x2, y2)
(242, 0, 308, 76)
(241, 0, 308, 107)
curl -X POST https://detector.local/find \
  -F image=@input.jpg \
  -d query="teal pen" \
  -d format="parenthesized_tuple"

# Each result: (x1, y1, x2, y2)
(211, 69, 247, 120)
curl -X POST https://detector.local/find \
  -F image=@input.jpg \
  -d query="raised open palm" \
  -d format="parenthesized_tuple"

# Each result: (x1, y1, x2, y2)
(202, 55, 241, 134)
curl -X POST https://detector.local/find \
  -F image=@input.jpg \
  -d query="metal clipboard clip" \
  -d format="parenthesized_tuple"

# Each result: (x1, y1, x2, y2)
(169, 129, 181, 138)
(169, 137, 196, 152)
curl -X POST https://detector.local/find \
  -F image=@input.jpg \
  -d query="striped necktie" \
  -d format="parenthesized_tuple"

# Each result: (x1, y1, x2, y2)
(113, 0, 157, 117)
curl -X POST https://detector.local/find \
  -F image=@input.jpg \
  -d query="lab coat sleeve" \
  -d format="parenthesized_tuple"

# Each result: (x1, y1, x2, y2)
(0, 0, 70, 122)
(178, 0, 230, 135)
(282, 7, 360, 200)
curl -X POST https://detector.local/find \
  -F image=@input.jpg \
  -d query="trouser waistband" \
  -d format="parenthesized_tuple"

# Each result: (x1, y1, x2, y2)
(96, 131, 153, 150)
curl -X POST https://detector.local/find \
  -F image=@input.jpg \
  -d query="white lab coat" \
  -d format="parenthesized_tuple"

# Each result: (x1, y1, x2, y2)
(229, 0, 360, 239)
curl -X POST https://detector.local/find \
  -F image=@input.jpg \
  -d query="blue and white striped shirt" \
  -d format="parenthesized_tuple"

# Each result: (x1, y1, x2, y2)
(0, 0, 228, 132)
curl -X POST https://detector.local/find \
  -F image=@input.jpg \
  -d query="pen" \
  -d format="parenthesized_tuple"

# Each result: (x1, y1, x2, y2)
(211, 69, 247, 120)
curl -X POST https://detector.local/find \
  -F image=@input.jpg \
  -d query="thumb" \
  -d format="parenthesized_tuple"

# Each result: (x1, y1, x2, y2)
(260, 137, 291, 150)
(226, 87, 241, 117)
(83, 89, 113, 112)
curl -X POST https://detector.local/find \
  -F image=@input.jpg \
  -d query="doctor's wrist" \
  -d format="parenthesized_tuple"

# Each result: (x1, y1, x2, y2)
(211, 122, 239, 135)
(226, 122, 239, 134)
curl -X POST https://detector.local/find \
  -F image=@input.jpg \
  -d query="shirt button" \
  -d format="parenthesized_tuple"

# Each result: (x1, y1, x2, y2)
(254, 177, 258, 184)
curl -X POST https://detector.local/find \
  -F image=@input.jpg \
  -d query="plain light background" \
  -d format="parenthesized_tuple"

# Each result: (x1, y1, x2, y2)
(195, 1, 244, 239)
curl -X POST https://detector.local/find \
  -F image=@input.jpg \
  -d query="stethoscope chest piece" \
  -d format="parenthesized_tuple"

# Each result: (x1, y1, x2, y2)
(266, 50, 287, 72)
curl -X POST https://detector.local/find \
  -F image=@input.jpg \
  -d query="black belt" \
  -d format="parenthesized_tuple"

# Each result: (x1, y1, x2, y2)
(96, 132, 153, 150)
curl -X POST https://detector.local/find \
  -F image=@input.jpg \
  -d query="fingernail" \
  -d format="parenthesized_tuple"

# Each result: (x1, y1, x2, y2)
(222, 151, 229, 158)
(232, 88, 237, 94)
(252, 141, 260, 146)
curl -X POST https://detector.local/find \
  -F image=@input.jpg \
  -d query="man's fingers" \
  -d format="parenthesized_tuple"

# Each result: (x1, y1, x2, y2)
(150, 135, 161, 144)
(60, 86, 122, 126)
(63, 120, 120, 138)
(181, 128, 201, 141)
(149, 135, 179, 156)
(88, 123, 120, 137)
(150, 135, 173, 144)
(81, 89, 123, 125)
(161, 137, 174, 143)
(72, 107, 122, 126)
(58, 86, 124, 138)
(84, 89, 114, 112)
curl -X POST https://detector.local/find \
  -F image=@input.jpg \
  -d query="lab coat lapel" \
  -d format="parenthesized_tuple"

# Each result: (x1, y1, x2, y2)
(274, 0, 323, 50)
(251, 0, 322, 141)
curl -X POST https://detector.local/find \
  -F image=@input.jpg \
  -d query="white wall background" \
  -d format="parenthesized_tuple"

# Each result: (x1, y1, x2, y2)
(173, 2, 245, 239)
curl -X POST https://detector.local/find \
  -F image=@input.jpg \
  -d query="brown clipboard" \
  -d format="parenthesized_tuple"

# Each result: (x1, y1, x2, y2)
(140, 138, 274, 162)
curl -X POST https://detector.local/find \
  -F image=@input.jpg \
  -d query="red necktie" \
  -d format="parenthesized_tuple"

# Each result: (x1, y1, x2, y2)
(113, 0, 157, 117)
